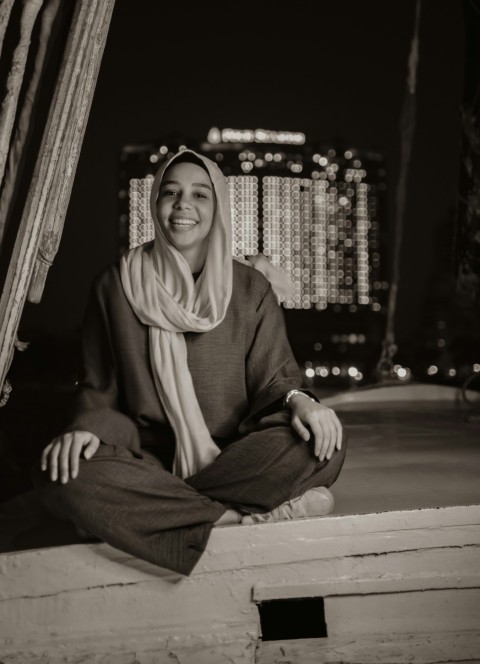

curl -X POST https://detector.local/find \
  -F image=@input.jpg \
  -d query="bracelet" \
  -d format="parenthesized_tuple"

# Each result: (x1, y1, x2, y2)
(283, 389, 315, 409)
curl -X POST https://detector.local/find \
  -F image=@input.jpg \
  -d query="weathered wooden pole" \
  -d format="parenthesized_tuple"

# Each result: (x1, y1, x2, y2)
(0, 0, 44, 194)
(0, 0, 61, 245)
(0, 0, 16, 61)
(0, 0, 115, 394)
(27, 0, 115, 303)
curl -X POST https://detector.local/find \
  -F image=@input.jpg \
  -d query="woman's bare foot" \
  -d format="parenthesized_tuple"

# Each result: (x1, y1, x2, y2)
(213, 508, 242, 526)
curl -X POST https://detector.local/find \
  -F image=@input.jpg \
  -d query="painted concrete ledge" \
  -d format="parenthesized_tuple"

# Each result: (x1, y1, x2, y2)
(1, 504, 479, 663)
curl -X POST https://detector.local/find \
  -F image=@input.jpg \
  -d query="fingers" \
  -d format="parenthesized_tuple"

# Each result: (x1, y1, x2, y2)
(70, 432, 99, 478)
(311, 420, 331, 461)
(70, 435, 84, 480)
(325, 416, 338, 460)
(83, 435, 100, 460)
(41, 435, 69, 481)
(48, 439, 62, 482)
(41, 431, 100, 483)
(294, 406, 343, 461)
(291, 415, 311, 442)
(41, 441, 53, 472)
(333, 412, 343, 450)
(59, 433, 75, 483)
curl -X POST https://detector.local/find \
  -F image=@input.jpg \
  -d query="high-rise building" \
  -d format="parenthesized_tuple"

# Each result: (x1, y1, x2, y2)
(118, 128, 388, 385)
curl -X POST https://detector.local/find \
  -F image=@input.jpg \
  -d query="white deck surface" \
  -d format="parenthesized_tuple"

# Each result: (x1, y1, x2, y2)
(1, 384, 479, 663)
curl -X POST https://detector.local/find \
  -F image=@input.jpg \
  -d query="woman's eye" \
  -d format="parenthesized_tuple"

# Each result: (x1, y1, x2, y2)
(194, 192, 207, 199)
(162, 189, 177, 197)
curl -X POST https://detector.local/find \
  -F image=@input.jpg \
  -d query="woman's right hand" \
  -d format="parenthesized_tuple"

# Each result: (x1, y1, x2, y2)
(41, 431, 100, 483)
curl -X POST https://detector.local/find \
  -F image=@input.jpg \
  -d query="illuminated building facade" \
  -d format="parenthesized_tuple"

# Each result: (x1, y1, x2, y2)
(118, 128, 388, 384)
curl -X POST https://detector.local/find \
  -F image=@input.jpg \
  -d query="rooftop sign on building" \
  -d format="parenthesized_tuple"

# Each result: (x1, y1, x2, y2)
(207, 127, 306, 146)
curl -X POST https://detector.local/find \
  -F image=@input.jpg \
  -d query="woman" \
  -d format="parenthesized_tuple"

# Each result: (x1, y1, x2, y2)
(33, 150, 347, 575)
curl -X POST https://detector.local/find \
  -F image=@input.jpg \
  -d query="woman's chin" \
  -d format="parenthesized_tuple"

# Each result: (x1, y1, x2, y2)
(168, 226, 200, 244)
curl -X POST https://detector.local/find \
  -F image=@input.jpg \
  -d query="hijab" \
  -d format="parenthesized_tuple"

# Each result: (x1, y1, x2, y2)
(120, 149, 231, 478)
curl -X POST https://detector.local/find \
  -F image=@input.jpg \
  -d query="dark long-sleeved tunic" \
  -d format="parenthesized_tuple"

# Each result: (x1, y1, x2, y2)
(65, 259, 304, 468)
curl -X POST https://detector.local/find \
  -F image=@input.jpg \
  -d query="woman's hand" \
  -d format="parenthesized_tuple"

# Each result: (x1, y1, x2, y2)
(41, 431, 100, 483)
(288, 394, 343, 461)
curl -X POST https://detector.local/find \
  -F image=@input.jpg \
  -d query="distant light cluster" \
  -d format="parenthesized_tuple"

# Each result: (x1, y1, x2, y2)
(262, 173, 381, 309)
(121, 135, 387, 312)
(129, 176, 154, 248)
(227, 176, 259, 256)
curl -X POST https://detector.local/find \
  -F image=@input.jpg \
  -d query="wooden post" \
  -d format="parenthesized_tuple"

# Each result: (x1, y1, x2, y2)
(0, 0, 115, 393)
(27, 0, 116, 303)
(0, 0, 44, 190)
(0, 0, 16, 59)
(0, 0, 61, 247)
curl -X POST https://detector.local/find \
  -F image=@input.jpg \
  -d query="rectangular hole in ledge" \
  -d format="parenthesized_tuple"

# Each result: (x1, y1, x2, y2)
(258, 597, 327, 641)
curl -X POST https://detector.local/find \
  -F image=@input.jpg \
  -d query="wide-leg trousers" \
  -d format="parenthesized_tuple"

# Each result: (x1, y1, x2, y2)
(32, 424, 347, 575)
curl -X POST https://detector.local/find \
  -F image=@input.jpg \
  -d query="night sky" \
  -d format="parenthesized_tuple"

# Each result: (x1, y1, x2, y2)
(20, 0, 465, 346)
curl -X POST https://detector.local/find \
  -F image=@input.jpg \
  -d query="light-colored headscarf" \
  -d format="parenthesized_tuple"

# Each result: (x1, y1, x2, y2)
(120, 150, 232, 478)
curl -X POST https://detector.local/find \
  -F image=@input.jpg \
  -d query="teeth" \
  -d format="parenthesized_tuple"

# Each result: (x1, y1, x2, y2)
(170, 218, 197, 227)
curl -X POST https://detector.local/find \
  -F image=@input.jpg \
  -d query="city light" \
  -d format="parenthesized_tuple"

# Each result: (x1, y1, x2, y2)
(262, 164, 382, 308)
(129, 177, 155, 247)
(228, 176, 259, 256)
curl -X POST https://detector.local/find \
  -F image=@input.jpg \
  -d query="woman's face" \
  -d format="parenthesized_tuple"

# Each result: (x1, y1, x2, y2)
(156, 161, 215, 262)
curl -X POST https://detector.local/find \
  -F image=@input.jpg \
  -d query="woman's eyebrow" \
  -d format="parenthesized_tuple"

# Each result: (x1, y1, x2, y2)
(161, 179, 212, 190)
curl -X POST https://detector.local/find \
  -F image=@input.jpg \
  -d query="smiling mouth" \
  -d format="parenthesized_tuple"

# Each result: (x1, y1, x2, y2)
(169, 218, 198, 228)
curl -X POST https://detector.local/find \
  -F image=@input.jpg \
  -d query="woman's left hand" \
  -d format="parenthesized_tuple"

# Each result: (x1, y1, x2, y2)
(288, 394, 343, 461)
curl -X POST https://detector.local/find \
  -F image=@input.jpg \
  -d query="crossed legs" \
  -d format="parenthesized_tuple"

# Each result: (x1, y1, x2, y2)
(32, 425, 347, 575)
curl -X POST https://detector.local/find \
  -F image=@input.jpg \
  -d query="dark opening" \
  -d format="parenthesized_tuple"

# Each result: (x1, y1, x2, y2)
(258, 597, 327, 641)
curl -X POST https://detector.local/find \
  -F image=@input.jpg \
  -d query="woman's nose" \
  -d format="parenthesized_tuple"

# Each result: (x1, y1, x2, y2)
(174, 195, 191, 209)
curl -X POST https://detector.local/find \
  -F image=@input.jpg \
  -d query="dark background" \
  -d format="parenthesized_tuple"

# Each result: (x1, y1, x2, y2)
(19, 0, 465, 343)
(1, 0, 470, 496)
